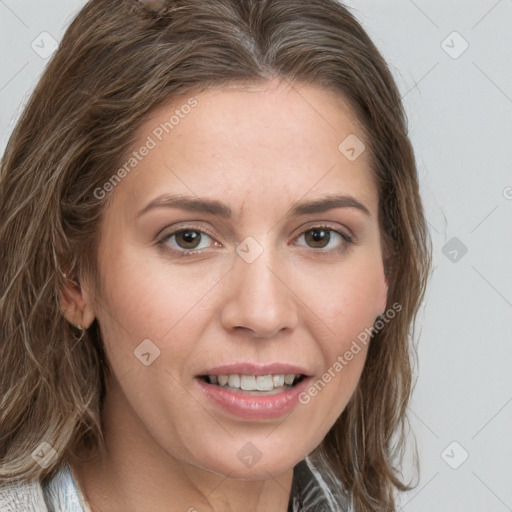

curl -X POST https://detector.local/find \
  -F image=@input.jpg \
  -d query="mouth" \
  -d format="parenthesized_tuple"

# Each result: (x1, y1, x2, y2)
(195, 372, 312, 420)
(198, 373, 307, 395)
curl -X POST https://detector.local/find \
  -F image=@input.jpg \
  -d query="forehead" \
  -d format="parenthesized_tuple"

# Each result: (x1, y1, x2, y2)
(107, 79, 377, 220)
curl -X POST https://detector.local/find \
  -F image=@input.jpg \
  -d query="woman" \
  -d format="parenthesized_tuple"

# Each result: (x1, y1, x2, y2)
(0, 0, 432, 510)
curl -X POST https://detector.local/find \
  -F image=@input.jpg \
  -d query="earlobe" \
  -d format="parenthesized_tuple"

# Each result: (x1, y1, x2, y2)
(59, 275, 96, 329)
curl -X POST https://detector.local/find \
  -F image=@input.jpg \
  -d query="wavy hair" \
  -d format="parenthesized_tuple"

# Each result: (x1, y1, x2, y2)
(0, 1, 432, 510)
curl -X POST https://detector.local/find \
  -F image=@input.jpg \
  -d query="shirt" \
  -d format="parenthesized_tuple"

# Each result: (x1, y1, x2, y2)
(0, 456, 350, 511)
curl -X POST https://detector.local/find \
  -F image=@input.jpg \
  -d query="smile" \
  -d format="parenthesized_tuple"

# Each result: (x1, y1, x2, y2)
(200, 373, 306, 393)
(196, 374, 312, 420)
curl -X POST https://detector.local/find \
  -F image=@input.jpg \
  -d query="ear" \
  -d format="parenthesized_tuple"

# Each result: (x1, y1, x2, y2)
(59, 276, 96, 329)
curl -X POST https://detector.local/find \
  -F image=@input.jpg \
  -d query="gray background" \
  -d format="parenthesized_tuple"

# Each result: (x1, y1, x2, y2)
(1, 1, 511, 511)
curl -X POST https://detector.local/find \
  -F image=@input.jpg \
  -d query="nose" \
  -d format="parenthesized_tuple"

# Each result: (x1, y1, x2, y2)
(220, 245, 299, 339)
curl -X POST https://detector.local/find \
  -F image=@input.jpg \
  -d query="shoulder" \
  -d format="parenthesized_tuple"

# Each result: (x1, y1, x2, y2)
(0, 462, 86, 512)
(0, 479, 48, 512)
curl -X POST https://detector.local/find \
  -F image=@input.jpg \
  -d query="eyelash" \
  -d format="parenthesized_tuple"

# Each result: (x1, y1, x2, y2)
(156, 224, 354, 257)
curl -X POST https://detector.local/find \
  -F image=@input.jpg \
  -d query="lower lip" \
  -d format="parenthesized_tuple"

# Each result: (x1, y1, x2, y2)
(195, 376, 312, 420)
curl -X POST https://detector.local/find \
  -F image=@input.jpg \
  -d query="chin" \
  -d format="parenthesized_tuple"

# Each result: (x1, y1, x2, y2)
(190, 451, 298, 480)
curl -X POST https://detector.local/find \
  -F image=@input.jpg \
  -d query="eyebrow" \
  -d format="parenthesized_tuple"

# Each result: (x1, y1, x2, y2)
(136, 193, 371, 219)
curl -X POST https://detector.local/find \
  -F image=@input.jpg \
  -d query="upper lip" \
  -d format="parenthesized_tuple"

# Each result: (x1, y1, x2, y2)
(197, 362, 312, 377)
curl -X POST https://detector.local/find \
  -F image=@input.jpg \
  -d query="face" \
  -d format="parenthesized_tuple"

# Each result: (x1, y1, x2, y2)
(79, 78, 388, 481)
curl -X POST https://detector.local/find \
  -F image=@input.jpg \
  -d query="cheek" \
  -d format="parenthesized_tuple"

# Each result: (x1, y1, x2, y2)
(295, 256, 385, 343)
(291, 256, 382, 410)
(97, 245, 216, 331)
(93, 248, 226, 377)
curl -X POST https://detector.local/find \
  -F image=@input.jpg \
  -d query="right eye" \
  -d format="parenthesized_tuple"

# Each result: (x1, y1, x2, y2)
(156, 226, 221, 256)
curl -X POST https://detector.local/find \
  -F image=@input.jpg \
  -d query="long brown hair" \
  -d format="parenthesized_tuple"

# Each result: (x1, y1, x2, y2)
(0, 1, 432, 510)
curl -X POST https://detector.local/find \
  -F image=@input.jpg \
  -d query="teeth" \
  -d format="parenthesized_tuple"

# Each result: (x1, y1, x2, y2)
(228, 374, 240, 388)
(273, 374, 284, 387)
(206, 373, 301, 391)
(284, 374, 295, 385)
(256, 375, 273, 391)
(241, 375, 256, 390)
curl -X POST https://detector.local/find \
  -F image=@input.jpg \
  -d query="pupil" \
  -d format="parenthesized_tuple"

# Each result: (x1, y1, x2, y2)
(306, 229, 329, 248)
(178, 230, 200, 248)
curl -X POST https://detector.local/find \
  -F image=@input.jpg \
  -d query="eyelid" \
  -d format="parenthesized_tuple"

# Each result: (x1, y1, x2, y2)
(291, 221, 353, 241)
(156, 223, 217, 242)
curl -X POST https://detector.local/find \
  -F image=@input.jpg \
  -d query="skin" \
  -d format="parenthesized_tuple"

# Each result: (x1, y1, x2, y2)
(60, 78, 388, 512)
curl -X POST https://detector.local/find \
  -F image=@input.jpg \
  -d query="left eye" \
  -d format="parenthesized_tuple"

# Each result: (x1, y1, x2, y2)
(295, 227, 351, 250)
